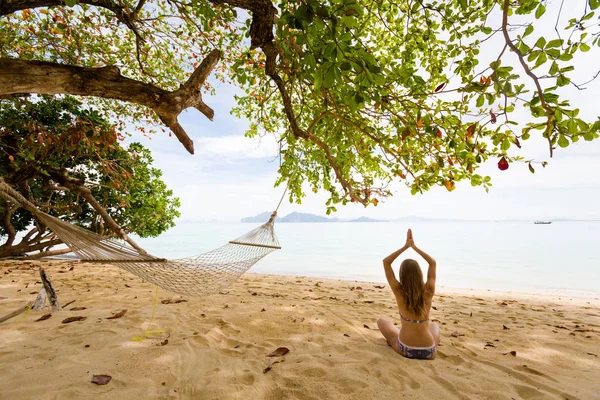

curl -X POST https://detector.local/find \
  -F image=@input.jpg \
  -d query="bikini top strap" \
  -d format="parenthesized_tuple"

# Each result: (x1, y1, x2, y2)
(400, 313, 429, 323)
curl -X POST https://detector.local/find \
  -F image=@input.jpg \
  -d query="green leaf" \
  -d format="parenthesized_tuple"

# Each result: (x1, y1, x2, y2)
(324, 67, 336, 88)
(590, 0, 600, 10)
(527, 50, 540, 62)
(481, 26, 492, 35)
(501, 138, 511, 151)
(324, 43, 337, 59)
(549, 61, 559, 75)
(476, 94, 484, 107)
(556, 75, 570, 87)
(458, 0, 468, 10)
(534, 37, 546, 49)
(354, 93, 364, 106)
(523, 25, 534, 38)
(558, 53, 573, 61)
(557, 135, 569, 148)
(534, 52, 547, 68)
(535, 4, 546, 19)
(64, 0, 77, 6)
(340, 61, 351, 71)
(528, 163, 535, 174)
(314, 71, 323, 91)
(295, 5, 308, 20)
(546, 39, 563, 48)
(580, 43, 591, 52)
(304, 53, 316, 69)
(582, 12, 595, 21)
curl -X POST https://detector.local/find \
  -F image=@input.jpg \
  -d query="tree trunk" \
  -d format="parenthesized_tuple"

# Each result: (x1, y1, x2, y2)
(39, 267, 60, 312)
(0, 200, 18, 248)
(31, 288, 47, 310)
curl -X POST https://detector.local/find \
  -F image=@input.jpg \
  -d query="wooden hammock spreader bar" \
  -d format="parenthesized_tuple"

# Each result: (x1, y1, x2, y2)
(228, 241, 282, 249)
(83, 258, 168, 263)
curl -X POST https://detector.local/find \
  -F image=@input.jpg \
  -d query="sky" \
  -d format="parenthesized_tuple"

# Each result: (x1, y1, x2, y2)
(125, 1, 600, 223)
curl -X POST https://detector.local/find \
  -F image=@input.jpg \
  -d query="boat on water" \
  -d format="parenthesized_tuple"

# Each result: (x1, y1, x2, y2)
(534, 221, 552, 224)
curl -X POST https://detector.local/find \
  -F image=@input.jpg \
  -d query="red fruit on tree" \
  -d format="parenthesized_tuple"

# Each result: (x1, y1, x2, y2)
(498, 156, 509, 171)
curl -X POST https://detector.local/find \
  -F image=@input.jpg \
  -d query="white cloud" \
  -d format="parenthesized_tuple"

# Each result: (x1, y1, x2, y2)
(195, 134, 280, 161)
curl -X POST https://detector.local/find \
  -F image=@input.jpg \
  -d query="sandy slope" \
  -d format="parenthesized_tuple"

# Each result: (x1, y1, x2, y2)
(1, 260, 599, 400)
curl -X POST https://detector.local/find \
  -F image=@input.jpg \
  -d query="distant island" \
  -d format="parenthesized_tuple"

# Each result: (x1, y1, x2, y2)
(349, 216, 383, 223)
(241, 212, 382, 223)
(240, 211, 280, 223)
(240, 213, 600, 223)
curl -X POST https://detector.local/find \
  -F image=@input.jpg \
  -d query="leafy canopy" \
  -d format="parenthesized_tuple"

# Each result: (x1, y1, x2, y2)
(0, 96, 180, 239)
(1, 0, 599, 212)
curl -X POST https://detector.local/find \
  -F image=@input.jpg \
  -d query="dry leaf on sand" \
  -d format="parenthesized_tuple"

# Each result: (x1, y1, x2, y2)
(91, 375, 112, 385)
(106, 310, 127, 319)
(62, 316, 87, 323)
(267, 347, 290, 357)
(35, 313, 52, 322)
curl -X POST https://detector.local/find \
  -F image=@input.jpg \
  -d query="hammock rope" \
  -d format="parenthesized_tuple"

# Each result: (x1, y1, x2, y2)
(0, 178, 284, 297)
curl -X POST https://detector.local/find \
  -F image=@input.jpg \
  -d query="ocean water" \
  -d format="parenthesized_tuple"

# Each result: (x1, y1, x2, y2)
(134, 221, 600, 297)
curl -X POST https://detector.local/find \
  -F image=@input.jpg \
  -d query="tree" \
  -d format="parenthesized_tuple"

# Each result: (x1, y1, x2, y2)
(1, 0, 599, 211)
(0, 96, 180, 258)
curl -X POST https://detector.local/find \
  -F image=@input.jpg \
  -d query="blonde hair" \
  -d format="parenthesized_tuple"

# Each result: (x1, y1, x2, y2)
(399, 259, 426, 317)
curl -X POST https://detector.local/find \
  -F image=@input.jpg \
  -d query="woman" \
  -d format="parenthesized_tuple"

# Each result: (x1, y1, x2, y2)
(377, 229, 440, 360)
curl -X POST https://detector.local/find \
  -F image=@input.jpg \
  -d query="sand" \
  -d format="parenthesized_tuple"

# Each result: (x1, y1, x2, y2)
(1, 260, 599, 400)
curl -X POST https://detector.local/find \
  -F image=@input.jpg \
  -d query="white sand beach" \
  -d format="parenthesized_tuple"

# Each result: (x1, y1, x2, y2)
(1, 260, 599, 399)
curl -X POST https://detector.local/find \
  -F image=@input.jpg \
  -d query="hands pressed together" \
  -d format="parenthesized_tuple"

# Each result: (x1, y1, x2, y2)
(404, 229, 415, 249)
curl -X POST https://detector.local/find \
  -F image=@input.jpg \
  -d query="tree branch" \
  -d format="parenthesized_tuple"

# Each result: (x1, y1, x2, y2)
(55, 174, 148, 254)
(1, 0, 142, 39)
(0, 50, 221, 154)
(210, 0, 371, 204)
(24, 247, 73, 260)
(501, 0, 554, 157)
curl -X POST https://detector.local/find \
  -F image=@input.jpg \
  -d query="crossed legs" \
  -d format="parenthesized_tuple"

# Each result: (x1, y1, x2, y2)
(376, 318, 440, 356)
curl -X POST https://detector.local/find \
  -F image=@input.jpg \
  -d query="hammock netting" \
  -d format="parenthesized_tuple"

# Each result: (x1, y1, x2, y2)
(0, 178, 280, 297)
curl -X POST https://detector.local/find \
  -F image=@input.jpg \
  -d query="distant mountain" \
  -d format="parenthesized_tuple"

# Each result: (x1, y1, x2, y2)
(280, 212, 339, 223)
(349, 216, 384, 223)
(241, 212, 387, 223)
(240, 211, 279, 223)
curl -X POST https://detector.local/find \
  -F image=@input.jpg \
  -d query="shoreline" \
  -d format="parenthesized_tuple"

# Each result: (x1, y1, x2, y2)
(1, 260, 599, 399)
(247, 271, 600, 304)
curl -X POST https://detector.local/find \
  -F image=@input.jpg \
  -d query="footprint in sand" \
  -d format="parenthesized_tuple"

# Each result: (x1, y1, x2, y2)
(513, 383, 548, 400)
(238, 370, 256, 386)
(335, 377, 368, 395)
(302, 367, 327, 378)
(514, 365, 557, 382)
(437, 352, 465, 366)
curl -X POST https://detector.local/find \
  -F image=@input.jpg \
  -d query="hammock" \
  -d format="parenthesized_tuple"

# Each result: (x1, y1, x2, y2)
(0, 178, 281, 297)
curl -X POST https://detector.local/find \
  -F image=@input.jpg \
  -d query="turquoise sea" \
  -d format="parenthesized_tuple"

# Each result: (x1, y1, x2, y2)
(135, 221, 600, 297)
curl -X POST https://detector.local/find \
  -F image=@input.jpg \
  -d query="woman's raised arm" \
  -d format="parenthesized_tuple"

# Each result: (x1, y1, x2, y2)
(382, 229, 413, 292)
